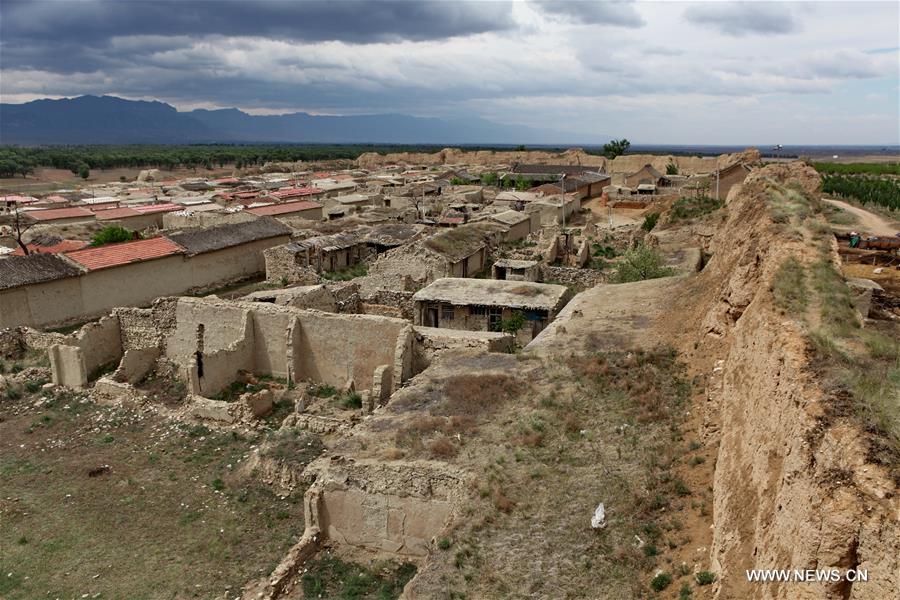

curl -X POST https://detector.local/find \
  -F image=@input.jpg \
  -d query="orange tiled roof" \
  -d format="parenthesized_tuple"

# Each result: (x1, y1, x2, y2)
(64, 237, 183, 271)
(26, 207, 95, 221)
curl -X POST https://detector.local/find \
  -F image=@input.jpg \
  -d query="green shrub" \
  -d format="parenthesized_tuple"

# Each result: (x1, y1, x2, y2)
(696, 571, 717, 586)
(669, 195, 724, 222)
(493, 310, 526, 335)
(679, 583, 693, 599)
(611, 245, 675, 283)
(90, 226, 138, 247)
(651, 572, 673, 592)
(666, 163, 679, 175)
(341, 391, 363, 410)
(642, 212, 660, 231)
(309, 384, 337, 398)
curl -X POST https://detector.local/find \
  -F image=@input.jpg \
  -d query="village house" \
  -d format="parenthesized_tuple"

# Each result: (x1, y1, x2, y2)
(94, 207, 163, 230)
(11, 236, 89, 256)
(624, 164, 669, 192)
(491, 258, 540, 282)
(412, 277, 572, 343)
(0, 217, 292, 329)
(266, 186, 326, 202)
(480, 209, 537, 242)
(265, 230, 368, 281)
(1, 195, 38, 213)
(326, 193, 383, 214)
(25, 206, 96, 226)
(246, 200, 324, 221)
(710, 162, 753, 201)
(530, 172, 611, 199)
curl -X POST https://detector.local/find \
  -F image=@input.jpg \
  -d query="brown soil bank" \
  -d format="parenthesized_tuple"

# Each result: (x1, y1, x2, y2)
(669, 162, 898, 599)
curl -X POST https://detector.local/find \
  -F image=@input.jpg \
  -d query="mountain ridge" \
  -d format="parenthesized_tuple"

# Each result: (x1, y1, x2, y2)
(0, 95, 576, 145)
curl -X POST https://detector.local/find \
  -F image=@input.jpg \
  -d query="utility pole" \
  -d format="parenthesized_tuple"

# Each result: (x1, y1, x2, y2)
(560, 173, 566, 230)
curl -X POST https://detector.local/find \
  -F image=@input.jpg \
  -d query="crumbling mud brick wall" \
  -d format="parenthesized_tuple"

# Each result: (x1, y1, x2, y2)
(292, 310, 409, 390)
(114, 297, 178, 350)
(48, 315, 123, 388)
(164, 298, 255, 396)
(304, 459, 469, 557)
(412, 326, 514, 373)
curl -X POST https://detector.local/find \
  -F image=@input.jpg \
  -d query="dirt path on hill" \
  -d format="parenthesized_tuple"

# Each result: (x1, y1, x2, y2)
(823, 198, 899, 236)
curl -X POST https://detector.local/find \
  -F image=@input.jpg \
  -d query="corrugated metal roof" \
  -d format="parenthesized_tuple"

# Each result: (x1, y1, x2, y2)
(26, 207, 95, 221)
(65, 237, 184, 271)
(247, 201, 322, 216)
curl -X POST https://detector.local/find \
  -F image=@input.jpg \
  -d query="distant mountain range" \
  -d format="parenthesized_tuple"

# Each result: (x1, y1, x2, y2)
(0, 95, 573, 145)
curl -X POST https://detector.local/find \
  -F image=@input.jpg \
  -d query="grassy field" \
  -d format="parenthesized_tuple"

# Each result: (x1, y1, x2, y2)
(0, 386, 309, 599)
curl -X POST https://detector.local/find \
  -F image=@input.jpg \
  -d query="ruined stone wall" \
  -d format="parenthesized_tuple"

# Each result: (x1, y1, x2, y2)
(114, 298, 178, 350)
(412, 326, 513, 373)
(540, 265, 607, 287)
(0, 327, 26, 359)
(164, 298, 255, 395)
(361, 290, 415, 320)
(292, 311, 408, 390)
(305, 459, 468, 557)
(48, 315, 123, 388)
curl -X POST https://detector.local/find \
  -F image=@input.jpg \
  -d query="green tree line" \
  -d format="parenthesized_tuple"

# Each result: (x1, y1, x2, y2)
(822, 174, 900, 211)
(813, 162, 900, 176)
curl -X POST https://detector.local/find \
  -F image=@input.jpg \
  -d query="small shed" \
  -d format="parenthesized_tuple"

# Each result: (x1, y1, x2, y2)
(412, 277, 571, 343)
(492, 259, 540, 282)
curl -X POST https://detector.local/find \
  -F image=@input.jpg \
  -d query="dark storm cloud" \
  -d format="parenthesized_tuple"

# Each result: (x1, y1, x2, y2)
(0, 0, 515, 71)
(683, 2, 799, 37)
(532, 0, 644, 28)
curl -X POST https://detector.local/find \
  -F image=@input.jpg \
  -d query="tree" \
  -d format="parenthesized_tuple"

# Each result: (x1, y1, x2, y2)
(666, 163, 679, 175)
(78, 163, 90, 180)
(602, 138, 631, 159)
(90, 226, 138, 247)
(11, 204, 36, 255)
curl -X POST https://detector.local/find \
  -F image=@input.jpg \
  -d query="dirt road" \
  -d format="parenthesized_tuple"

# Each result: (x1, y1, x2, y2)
(823, 198, 899, 236)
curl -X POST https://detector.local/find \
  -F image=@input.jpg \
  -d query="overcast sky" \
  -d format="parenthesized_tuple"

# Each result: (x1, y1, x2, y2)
(1, 0, 898, 144)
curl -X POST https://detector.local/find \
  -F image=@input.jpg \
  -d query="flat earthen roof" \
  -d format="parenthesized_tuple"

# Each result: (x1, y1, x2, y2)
(247, 201, 322, 216)
(413, 278, 570, 311)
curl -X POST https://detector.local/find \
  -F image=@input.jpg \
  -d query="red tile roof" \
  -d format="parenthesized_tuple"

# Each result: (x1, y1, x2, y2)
(132, 203, 181, 214)
(12, 239, 90, 256)
(247, 200, 322, 217)
(211, 177, 240, 184)
(43, 195, 69, 203)
(64, 237, 184, 271)
(94, 207, 141, 220)
(1, 195, 38, 204)
(269, 186, 323, 199)
(26, 207, 95, 221)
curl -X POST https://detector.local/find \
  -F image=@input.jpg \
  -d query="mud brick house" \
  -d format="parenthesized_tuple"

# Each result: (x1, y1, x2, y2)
(412, 277, 571, 343)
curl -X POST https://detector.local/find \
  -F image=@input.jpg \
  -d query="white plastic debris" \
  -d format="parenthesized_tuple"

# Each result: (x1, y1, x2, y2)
(591, 502, 606, 529)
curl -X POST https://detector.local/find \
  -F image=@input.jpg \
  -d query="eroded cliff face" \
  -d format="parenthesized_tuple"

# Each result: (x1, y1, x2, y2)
(355, 147, 760, 175)
(676, 163, 898, 599)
